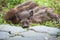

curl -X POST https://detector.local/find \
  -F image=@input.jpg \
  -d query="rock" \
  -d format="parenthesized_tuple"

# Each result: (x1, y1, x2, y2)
(8, 36, 24, 40)
(29, 25, 60, 36)
(56, 36, 60, 40)
(0, 24, 60, 40)
(0, 32, 10, 40)
(0, 24, 26, 34)
(52, 36, 60, 40)
(8, 30, 54, 40)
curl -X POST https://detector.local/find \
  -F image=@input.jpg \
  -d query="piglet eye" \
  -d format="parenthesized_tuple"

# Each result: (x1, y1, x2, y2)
(28, 17, 30, 19)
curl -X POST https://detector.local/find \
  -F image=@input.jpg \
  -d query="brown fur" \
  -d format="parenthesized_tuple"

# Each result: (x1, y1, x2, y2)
(16, 10, 33, 28)
(31, 7, 58, 24)
(4, 8, 19, 23)
(4, 1, 58, 28)
(4, 1, 38, 24)
(16, 1, 38, 12)
(46, 7, 58, 22)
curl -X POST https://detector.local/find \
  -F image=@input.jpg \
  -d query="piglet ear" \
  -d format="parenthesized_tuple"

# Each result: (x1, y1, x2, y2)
(27, 10, 33, 19)
(30, 10, 33, 16)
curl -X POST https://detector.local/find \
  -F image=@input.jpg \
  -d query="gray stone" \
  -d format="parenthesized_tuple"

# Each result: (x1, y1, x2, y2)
(51, 36, 60, 40)
(0, 32, 10, 40)
(29, 25, 60, 36)
(8, 30, 54, 40)
(56, 36, 60, 40)
(0, 24, 26, 34)
(0, 24, 60, 40)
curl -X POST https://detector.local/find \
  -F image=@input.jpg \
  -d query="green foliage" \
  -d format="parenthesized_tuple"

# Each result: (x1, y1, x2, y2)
(0, 12, 6, 24)
(0, 0, 27, 9)
(44, 21, 54, 27)
(35, 0, 49, 6)
(0, 13, 3, 24)
(35, 0, 60, 14)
